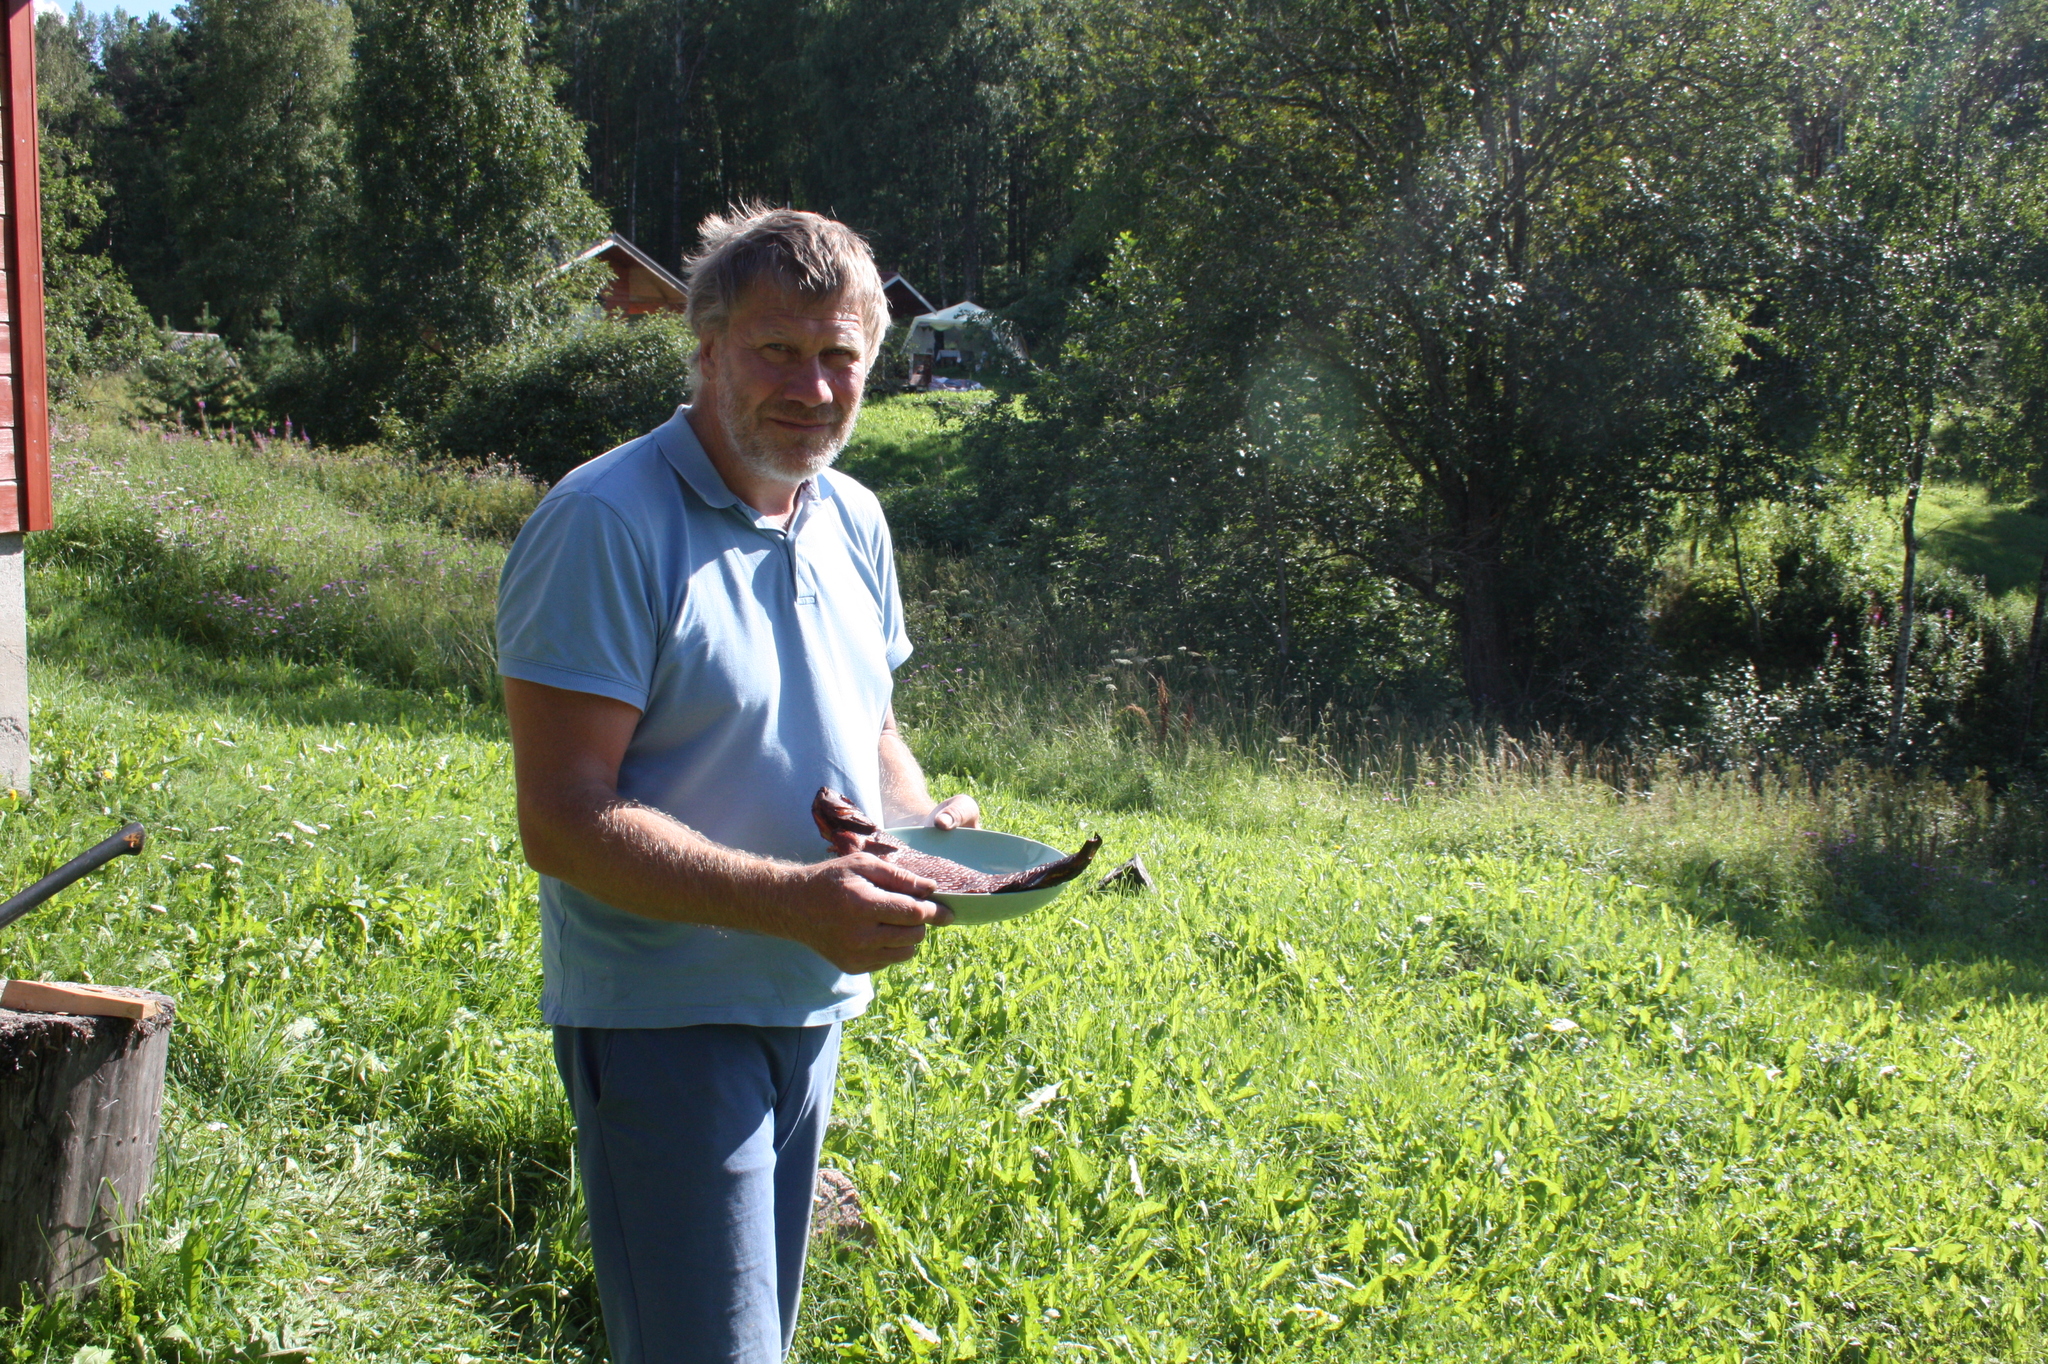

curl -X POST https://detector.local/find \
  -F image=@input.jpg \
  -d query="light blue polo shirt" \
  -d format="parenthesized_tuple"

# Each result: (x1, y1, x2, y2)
(496, 407, 911, 1028)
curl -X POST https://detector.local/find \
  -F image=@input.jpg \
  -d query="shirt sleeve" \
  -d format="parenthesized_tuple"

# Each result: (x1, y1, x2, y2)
(496, 491, 661, 711)
(877, 516, 913, 671)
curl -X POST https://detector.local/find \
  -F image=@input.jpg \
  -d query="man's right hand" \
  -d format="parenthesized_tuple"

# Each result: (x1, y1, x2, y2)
(783, 852, 953, 974)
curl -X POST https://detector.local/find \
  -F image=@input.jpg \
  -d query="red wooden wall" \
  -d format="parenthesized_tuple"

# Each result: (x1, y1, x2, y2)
(0, 0, 49, 535)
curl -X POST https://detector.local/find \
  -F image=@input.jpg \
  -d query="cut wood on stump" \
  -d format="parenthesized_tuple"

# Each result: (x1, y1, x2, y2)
(0, 984, 175, 1300)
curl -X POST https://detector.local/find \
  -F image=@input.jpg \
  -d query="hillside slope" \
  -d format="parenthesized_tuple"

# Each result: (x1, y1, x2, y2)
(1, 421, 2043, 1362)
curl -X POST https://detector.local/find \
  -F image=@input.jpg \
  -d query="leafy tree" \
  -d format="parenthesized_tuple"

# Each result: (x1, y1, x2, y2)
(800, 0, 1084, 311)
(39, 132, 154, 392)
(316, 0, 607, 432)
(136, 314, 255, 427)
(1790, 0, 2048, 760)
(171, 0, 353, 341)
(975, 0, 1802, 728)
(88, 12, 196, 326)
(534, 0, 1089, 328)
(533, 0, 803, 272)
(36, 12, 152, 391)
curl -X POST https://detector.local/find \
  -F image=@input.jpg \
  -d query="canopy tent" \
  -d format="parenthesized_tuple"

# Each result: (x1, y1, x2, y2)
(901, 302, 1025, 366)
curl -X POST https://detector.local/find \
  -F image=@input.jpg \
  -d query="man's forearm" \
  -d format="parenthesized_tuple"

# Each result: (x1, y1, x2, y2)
(878, 722, 936, 826)
(521, 786, 803, 935)
(502, 677, 945, 972)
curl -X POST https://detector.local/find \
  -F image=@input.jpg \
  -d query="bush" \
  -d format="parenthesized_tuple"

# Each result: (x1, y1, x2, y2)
(251, 339, 427, 450)
(135, 319, 256, 431)
(1651, 503, 2032, 774)
(43, 252, 153, 397)
(430, 315, 694, 483)
(38, 131, 154, 396)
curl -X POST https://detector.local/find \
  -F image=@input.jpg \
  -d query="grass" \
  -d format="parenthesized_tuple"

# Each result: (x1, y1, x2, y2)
(840, 391, 994, 492)
(1917, 483, 2048, 608)
(35, 421, 521, 699)
(2, 417, 2047, 1362)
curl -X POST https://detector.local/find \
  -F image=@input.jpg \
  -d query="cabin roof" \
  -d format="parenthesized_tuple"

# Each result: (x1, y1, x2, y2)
(563, 234, 691, 315)
(879, 271, 935, 322)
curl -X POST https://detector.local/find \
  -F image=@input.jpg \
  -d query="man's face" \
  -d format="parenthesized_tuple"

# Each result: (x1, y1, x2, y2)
(700, 282, 872, 487)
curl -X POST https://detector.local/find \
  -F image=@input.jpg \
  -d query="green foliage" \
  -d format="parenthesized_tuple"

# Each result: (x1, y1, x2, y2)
(325, 0, 608, 430)
(170, 0, 353, 341)
(951, 243, 1463, 719)
(32, 0, 2048, 763)
(74, 10, 196, 329)
(1651, 494, 2033, 774)
(986, 0, 1810, 730)
(134, 318, 254, 430)
(36, 16, 154, 395)
(528, 0, 805, 272)
(839, 392, 1005, 551)
(37, 132, 154, 395)
(429, 315, 693, 484)
(798, 0, 1083, 308)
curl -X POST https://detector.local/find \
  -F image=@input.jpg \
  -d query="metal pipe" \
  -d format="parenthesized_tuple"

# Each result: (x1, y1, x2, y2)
(0, 824, 147, 933)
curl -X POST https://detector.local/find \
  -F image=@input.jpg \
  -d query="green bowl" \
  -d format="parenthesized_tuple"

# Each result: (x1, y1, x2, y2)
(884, 826, 1079, 926)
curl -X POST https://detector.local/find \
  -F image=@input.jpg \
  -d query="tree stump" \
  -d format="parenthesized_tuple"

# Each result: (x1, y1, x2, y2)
(0, 985, 175, 1300)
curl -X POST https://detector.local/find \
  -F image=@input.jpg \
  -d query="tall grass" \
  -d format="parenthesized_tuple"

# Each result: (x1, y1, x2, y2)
(3, 614, 2045, 1362)
(41, 415, 2048, 935)
(36, 423, 521, 697)
(5, 410, 2045, 1362)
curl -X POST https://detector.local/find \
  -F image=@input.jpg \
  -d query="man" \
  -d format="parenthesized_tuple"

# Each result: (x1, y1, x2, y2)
(496, 206, 977, 1364)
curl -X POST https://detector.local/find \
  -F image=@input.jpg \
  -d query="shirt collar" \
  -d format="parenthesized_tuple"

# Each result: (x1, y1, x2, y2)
(656, 405, 837, 514)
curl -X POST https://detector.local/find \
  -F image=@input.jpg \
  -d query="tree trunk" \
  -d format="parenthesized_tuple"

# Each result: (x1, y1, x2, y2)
(1272, 543, 1291, 675)
(0, 987, 176, 1300)
(1459, 554, 1516, 717)
(2019, 540, 2048, 756)
(1730, 516, 1764, 653)
(1886, 416, 1930, 760)
(668, 15, 685, 272)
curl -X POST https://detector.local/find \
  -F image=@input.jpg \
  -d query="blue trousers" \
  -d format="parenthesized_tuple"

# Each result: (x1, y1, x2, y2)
(553, 1022, 842, 1364)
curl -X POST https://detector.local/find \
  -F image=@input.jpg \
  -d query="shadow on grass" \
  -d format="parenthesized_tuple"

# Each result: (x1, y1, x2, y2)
(28, 591, 507, 740)
(1922, 502, 2048, 597)
(1667, 846, 2048, 1003)
(402, 1103, 606, 1361)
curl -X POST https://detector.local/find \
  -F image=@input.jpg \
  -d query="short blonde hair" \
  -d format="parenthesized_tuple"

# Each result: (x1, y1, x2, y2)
(684, 205, 890, 357)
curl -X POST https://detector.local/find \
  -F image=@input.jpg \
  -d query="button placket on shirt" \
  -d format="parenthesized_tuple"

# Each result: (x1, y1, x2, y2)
(740, 488, 820, 607)
(787, 487, 819, 607)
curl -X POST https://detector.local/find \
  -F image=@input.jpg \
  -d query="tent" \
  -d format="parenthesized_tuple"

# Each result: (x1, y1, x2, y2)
(902, 301, 1025, 368)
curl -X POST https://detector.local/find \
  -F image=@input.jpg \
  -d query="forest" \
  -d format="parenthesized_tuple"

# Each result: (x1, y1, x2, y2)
(33, 0, 2048, 769)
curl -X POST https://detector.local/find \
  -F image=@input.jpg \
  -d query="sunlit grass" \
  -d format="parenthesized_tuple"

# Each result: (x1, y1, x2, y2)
(1917, 482, 2048, 611)
(33, 421, 516, 698)
(2, 416, 2045, 1362)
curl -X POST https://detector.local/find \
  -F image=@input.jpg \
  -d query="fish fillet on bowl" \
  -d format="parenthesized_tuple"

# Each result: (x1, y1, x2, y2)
(881, 826, 1083, 925)
(811, 787, 1101, 927)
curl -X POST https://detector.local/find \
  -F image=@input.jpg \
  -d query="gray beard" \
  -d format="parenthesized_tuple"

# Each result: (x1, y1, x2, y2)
(718, 381, 857, 488)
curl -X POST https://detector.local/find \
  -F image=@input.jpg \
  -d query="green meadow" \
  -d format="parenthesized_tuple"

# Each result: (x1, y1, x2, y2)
(2, 414, 2045, 1362)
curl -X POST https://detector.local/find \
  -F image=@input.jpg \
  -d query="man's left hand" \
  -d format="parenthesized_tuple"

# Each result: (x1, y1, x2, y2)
(928, 794, 981, 830)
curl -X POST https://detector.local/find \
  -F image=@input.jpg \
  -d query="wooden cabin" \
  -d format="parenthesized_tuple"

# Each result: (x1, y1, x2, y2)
(566, 234, 691, 317)
(0, 0, 47, 537)
(879, 271, 934, 325)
